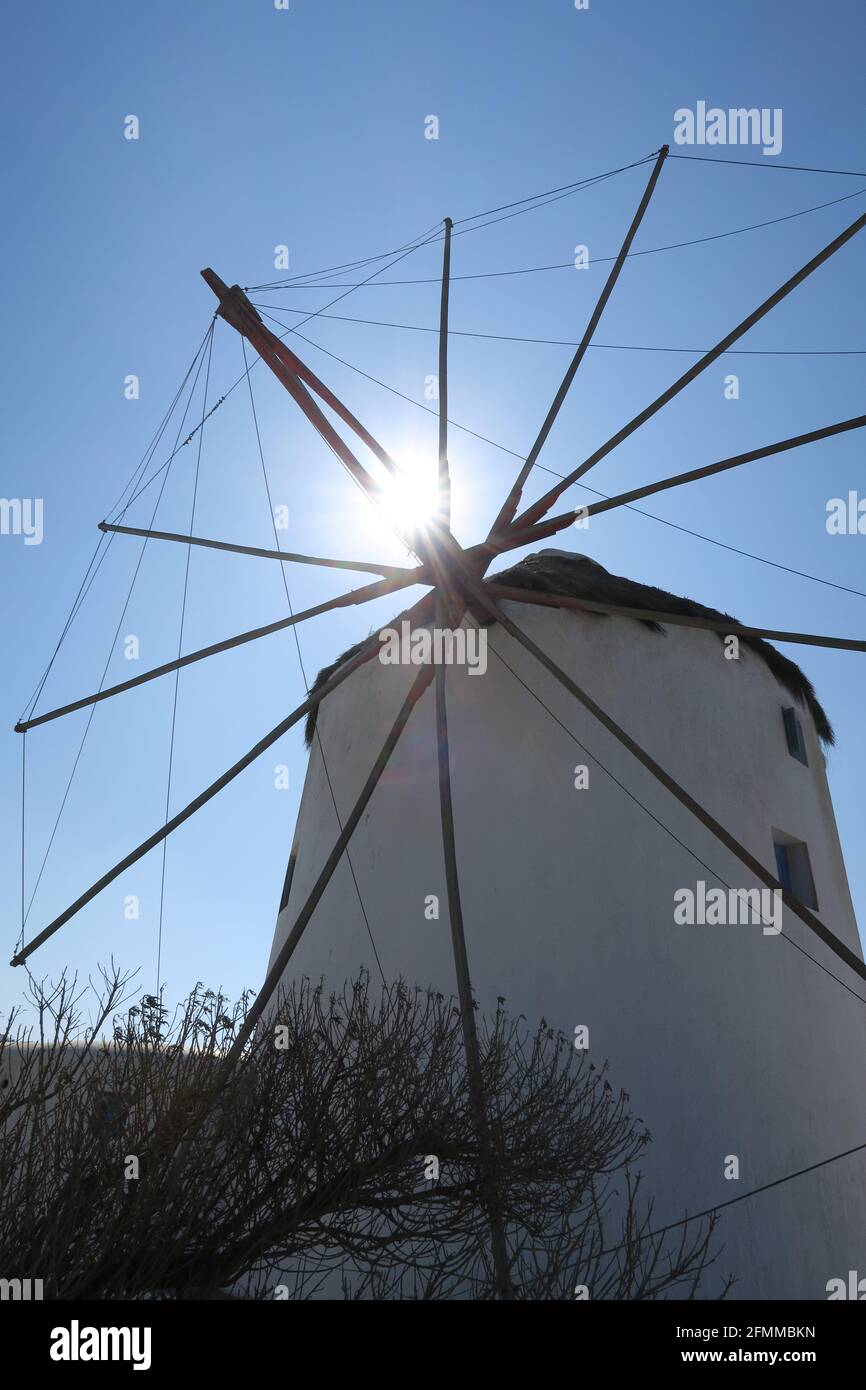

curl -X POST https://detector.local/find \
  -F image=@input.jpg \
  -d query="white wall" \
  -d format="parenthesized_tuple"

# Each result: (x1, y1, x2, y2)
(268, 597, 866, 1300)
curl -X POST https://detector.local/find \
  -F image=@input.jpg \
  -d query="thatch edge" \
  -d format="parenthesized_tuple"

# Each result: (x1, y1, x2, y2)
(304, 551, 833, 748)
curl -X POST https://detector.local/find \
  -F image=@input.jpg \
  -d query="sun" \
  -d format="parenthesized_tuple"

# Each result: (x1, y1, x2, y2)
(380, 455, 439, 536)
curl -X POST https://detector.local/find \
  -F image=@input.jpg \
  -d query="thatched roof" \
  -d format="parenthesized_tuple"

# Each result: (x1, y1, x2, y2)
(305, 549, 832, 747)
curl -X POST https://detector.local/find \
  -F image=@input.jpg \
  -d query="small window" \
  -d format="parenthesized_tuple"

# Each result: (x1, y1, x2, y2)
(782, 707, 808, 766)
(773, 832, 818, 910)
(279, 850, 297, 914)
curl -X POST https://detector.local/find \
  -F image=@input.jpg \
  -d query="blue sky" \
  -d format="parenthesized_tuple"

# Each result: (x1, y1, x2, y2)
(2, 0, 865, 1025)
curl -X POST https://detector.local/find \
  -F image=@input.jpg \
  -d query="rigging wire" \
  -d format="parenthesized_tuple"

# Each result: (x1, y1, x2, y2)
(19, 322, 216, 727)
(257, 149, 866, 295)
(19, 536, 107, 727)
(261, 313, 866, 604)
(246, 155, 657, 291)
(277, 163, 648, 288)
(249, 148, 866, 294)
(156, 324, 215, 998)
(254, 183, 866, 290)
(19, 330, 214, 938)
(240, 339, 387, 986)
(268, 217, 445, 290)
(108, 388, 228, 528)
(251, 302, 866, 358)
(601, 1139, 866, 1257)
(585, 504, 866, 603)
(667, 152, 866, 177)
(451, 156, 656, 229)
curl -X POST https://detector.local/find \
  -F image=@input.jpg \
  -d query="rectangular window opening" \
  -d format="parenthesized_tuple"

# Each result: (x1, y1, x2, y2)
(279, 849, 298, 915)
(782, 706, 809, 767)
(772, 830, 818, 911)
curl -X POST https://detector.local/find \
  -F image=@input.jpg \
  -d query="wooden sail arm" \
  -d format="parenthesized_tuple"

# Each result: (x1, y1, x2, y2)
(487, 145, 669, 543)
(15, 571, 430, 734)
(223, 659, 436, 1062)
(432, 590, 514, 1297)
(509, 202, 866, 536)
(10, 599, 435, 968)
(99, 520, 420, 581)
(437, 218, 453, 528)
(476, 412, 866, 562)
(201, 269, 484, 595)
(484, 583, 866, 653)
(202, 268, 402, 478)
(202, 269, 423, 568)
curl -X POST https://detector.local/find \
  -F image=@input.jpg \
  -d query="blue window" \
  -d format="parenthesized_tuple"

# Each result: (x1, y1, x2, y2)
(279, 849, 297, 914)
(773, 834, 818, 910)
(782, 707, 808, 766)
(774, 842, 792, 893)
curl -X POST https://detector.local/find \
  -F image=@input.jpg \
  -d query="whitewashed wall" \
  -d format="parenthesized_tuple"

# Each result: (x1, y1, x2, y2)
(268, 594, 866, 1300)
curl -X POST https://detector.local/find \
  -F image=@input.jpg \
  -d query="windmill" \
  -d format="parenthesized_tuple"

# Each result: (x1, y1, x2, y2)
(12, 143, 866, 1298)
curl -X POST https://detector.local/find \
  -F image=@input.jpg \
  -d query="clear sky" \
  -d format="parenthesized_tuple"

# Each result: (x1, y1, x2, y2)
(2, 0, 865, 1025)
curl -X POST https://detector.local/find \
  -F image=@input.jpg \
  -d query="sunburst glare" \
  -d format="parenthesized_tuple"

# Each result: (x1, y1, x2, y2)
(380, 454, 439, 536)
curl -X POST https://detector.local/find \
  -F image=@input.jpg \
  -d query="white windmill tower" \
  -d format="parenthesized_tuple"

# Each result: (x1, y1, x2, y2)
(273, 545, 866, 1299)
(16, 145, 866, 1299)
